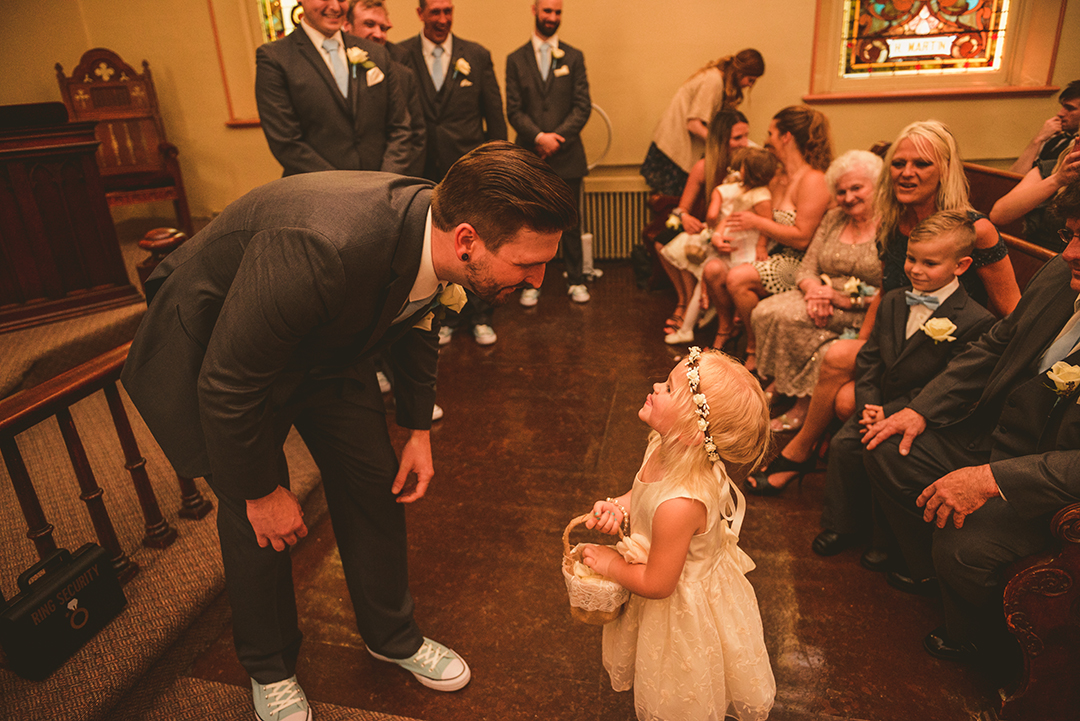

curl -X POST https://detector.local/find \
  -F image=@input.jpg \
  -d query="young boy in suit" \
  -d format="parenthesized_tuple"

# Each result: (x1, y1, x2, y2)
(813, 210, 997, 566)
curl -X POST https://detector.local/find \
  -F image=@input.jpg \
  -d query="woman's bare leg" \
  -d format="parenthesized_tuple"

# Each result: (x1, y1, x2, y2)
(656, 242, 691, 330)
(726, 264, 768, 370)
(702, 258, 736, 346)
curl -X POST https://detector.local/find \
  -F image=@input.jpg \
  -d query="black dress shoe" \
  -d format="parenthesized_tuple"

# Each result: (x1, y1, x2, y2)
(811, 530, 858, 556)
(860, 547, 890, 572)
(923, 626, 979, 662)
(886, 570, 939, 597)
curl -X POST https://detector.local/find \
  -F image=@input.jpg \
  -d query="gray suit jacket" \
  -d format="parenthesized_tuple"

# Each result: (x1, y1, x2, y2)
(120, 173, 439, 499)
(256, 29, 414, 175)
(856, 284, 995, 416)
(505, 40, 591, 180)
(385, 43, 427, 177)
(392, 34, 507, 181)
(907, 257, 1080, 518)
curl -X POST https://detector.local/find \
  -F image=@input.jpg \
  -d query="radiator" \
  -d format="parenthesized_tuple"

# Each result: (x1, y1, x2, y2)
(580, 189, 650, 259)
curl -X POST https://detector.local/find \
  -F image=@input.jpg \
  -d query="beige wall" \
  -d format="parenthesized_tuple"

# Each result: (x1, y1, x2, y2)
(2, 0, 1078, 217)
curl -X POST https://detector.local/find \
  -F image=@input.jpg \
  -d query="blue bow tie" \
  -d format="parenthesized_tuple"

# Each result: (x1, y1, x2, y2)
(905, 291, 940, 310)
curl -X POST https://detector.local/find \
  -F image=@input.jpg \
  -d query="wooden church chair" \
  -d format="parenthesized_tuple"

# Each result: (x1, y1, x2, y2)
(55, 48, 193, 237)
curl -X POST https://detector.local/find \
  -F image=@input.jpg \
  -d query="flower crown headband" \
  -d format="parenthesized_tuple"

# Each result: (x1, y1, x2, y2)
(686, 347, 720, 463)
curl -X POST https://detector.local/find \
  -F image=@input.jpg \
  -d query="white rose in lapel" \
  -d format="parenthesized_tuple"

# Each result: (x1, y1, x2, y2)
(551, 47, 565, 60)
(366, 66, 384, 86)
(1046, 361, 1080, 397)
(921, 317, 957, 343)
(346, 47, 369, 66)
(454, 58, 471, 76)
(439, 283, 468, 313)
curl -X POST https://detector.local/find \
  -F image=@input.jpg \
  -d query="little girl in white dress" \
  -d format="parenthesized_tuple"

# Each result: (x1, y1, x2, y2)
(582, 348, 775, 720)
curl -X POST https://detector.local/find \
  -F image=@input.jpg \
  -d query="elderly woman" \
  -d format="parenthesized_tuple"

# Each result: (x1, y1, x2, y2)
(750, 150, 883, 432)
(747, 120, 1021, 497)
(709, 105, 833, 367)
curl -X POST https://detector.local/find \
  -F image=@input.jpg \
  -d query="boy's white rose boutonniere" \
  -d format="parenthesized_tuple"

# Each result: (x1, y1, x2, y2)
(921, 317, 957, 344)
(1045, 361, 1080, 399)
(346, 47, 375, 79)
(413, 283, 468, 331)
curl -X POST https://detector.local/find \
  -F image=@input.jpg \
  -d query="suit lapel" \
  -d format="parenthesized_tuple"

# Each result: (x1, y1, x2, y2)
(293, 29, 350, 117)
(888, 291, 908, 364)
(345, 36, 364, 120)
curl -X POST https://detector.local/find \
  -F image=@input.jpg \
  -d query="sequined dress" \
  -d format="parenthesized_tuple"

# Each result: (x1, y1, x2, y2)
(751, 208, 881, 397)
(602, 436, 775, 721)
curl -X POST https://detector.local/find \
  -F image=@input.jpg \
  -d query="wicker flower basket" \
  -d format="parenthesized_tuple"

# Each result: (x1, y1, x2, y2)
(561, 513, 630, 625)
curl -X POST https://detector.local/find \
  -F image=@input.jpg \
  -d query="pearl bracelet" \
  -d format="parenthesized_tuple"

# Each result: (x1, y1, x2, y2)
(606, 497, 630, 533)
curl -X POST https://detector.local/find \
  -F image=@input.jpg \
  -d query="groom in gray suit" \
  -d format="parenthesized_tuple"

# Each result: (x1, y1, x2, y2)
(121, 142, 576, 721)
(863, 181, 1080, 664)
(256, 0, 414, 176)
(505, 0, 593, 305)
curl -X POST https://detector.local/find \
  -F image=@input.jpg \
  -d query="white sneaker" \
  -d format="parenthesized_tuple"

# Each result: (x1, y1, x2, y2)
(251, 676, 312, 721)
(473, 324, 497, 345)
(438, 326, 454, 346)
(568, 284, 590, 303)
(432, 403, 444, 421)
(376, 371, 392, 395)
(368, 637, 471, 692)
(520, 288, 540, 307)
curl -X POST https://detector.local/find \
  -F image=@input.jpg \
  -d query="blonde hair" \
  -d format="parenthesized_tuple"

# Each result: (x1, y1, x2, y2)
(876, 120, 973, 253)
(908, 209, 977, 259)
(691, 49, 765, 112)
(652, 351, 771, 503)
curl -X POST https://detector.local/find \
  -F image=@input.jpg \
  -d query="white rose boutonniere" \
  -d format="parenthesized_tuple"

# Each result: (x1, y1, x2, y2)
(615, 533, 651, 565)
(1046, 361, 1080, 398)
(551, 47, 565, 60)
(346, 46, 376, 78)
(454, 57, 471, 78)
(921, 317, 957, 344)
(439, 283, 468, 313)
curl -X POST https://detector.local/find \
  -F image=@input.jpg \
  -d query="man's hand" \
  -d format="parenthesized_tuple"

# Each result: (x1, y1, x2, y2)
(535, 132, 564, 159)
(247, 485, 308, 552)
(862, 407, 927, 454)
(1035, 116, 1063, 143)
(393, 429, 434, 503)
(917, 464, 999, 529)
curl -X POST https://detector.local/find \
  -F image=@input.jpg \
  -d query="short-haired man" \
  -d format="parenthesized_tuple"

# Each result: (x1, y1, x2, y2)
(121, 142, 577, 721)
(505, 0, 593, 306)
(863, 181, 1080, 665)
(256, 0, 415, 176)
(345, 0, 427, 177)
(392, 0, 509, 345)
(1009, 80, 1080, 176)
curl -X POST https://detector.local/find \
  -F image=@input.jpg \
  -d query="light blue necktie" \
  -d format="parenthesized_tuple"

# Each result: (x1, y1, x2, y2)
(431, 46, 445, 91)
(539, 43, 551, 81)
(322, 38, 348, 97)
(1038, 311, 1080, 373)
(904, 290, 940, 310)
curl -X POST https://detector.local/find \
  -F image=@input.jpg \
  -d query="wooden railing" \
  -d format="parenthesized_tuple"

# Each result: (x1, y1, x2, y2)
(0, 342, 211, 584)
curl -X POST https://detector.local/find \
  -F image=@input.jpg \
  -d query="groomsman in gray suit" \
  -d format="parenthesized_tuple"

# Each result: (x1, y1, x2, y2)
(863, 182, 1080, 665)
(121, 143, 577, 721)
(506, 0, 593, 306)
(345, 0, 427, 177)
(256, 0, 415, 176)
(393, 0, 509, 345)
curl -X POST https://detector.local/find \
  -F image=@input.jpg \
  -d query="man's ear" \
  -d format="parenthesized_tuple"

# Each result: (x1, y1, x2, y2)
(453, 223, 478, 260)
(955, 256, 973, 276)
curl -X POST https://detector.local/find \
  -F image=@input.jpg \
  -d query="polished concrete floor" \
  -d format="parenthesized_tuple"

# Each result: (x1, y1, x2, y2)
(186, 261, 1004, 720)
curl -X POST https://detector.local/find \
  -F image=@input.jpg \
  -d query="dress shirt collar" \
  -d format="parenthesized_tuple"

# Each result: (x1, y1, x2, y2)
(531, 33, 559, 53)
(421, 32, 453, 61)
(910, 276, 959, 305)
(409, 209, 445, 303)
(300, 17, 344, 51)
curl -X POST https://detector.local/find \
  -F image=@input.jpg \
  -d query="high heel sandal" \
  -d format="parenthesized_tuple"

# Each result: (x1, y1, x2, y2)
(663, 307, 686, 335)
(744, 451, 817, 497)
(710, 329, 734, 351)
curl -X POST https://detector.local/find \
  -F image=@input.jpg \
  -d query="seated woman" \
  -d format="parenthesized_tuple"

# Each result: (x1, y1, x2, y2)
(706, 105, 833, 366)
(746, 120, 1022, 496)
(657, 110, 750, 335)
(749, 150, 883, 434)
(989, 138, 1080, 250)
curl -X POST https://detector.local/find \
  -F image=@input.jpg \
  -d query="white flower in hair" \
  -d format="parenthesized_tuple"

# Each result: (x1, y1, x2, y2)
(697, 418, 709, 431)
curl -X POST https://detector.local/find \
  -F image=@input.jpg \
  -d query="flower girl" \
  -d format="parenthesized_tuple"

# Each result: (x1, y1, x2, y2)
(582, 348, 775, 720)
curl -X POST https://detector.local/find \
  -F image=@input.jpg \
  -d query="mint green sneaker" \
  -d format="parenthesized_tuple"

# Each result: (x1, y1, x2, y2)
(251, 675, 312, 721)
(368, 637, 471, 691)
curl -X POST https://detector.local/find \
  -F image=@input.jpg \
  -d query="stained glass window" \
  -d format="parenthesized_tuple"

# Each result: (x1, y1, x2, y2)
(841, 1, 1011, 78)
(257, 0, 304, 44)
